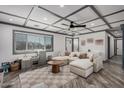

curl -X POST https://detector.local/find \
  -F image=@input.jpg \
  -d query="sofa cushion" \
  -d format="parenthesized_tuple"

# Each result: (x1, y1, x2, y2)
(70, 59, 93, 70)
(69, 52, 80, 57)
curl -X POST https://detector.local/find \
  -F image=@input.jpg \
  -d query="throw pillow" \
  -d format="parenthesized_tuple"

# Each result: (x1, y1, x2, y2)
(65, 52, 70, 56)
(87, 52, 94, 62)
(79, 53, 87, 59)
(73, 54, 78, 57)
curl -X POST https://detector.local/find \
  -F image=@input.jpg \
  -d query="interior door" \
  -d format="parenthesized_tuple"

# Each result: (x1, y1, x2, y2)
(108, 36, 110, 59)
(73, 38, 79, 52)
(65, 37, 72, 52)
(117, 40, 122, 55)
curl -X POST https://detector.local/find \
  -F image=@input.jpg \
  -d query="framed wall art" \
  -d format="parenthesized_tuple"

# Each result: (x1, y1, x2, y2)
(87, 38, 93, 43)
(95, 39, 104, 45)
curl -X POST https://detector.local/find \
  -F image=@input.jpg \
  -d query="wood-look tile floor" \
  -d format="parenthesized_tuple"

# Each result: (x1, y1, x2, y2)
(2, 56, 124, 88)
(63, 62, 124, 88)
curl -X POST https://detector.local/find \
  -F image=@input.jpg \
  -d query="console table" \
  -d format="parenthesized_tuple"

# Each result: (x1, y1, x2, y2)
(21, 57, 32, 71)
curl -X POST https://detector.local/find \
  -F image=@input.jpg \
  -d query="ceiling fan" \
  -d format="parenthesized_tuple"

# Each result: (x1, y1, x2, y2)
(62, 21, 86, 30)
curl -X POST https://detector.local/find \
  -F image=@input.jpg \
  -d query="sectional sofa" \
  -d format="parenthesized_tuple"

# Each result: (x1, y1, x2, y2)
(52, 51, 103, 78)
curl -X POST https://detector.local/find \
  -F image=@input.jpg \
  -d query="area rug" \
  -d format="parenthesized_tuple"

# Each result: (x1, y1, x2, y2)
(19, 65, 77, 88)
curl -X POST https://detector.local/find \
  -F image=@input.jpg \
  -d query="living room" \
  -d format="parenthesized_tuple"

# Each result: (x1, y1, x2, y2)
(0, 4, 124, 88)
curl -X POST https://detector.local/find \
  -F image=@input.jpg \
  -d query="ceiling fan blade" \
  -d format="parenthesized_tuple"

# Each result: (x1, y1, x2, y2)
(61, 23, 69, 26)
(74, 25, 86, 28)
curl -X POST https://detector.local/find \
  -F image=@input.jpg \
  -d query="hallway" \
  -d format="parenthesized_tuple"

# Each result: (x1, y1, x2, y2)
(108, 56, 122, 65)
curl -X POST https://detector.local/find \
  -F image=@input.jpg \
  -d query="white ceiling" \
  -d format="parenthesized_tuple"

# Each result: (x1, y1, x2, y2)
(95, 5, 124, 16)
(53, 20, 70, 29)
(0, 13, 25, 25)
(30, 7, 60, 25)
(0, 5, 33, 18)
(0, 5, 123, 37)
(41, 5, 83, 17)
(110, 21, 124, 28)
(78, 29, 91, 34)
(85, 19, 105, 28)
(26, 20, 48, 29)
(67, 7, 98, 24)
(105, 12, 124, 23)
(91, 25, 109, 31)
(45, 26, 62, 32)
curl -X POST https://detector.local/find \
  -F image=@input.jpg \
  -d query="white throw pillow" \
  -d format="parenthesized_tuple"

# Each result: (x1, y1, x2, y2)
(69, 52, 79, 57)
(87, 52, 93, 61)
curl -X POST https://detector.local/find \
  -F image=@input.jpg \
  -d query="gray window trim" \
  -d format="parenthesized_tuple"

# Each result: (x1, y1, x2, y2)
(13, 30, 54, 55)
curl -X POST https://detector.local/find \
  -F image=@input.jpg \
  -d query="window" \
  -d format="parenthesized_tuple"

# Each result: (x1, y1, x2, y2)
(14, 33, 27, 51)
(13, 31, 53, 54)
(45, 35, 53, 51)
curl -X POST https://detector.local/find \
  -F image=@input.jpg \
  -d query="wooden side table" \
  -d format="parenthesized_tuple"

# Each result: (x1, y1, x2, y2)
(47, 61, 64, 73)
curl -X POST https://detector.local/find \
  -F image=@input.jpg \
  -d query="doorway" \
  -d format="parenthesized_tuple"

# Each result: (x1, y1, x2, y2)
(108, 36, 110, 59)
(65, 37, 73, 52)
(73, 38, 79, 52)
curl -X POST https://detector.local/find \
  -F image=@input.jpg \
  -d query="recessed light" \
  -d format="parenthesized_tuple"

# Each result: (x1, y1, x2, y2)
(43, 17, 48, 21)
(91, 23, 95, 26)
(9, 18, 13, 21)
(60, 5, 64, 8)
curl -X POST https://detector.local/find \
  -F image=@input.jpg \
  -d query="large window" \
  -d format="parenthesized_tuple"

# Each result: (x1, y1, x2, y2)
(13, 31, 53, 54)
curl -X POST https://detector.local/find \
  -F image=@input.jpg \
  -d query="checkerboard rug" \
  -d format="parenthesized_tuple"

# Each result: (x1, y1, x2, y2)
(19, 65, 77, 88)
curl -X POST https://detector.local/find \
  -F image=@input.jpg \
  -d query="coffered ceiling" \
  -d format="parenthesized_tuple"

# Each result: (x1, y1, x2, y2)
(0, 5, 124, 37)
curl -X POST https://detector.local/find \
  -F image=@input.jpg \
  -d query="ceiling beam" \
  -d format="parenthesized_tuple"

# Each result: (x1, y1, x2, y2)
(38, 6, 94, 32)
(89, 5, 112, 29)
(81, 19, 124, 31)
(105, 30, 117, 38)
(0, 21, 72, 36)
(105, 9, 124, 17)
(38, 6, 72, 22)
(81, 9, 124, 25)
(0, 10, 66, 31)
(50, 5, 89, 25)
(65, 5, 89, 18)
(24, 6, 35, 26)
(53, 5, 89, 24)
(0, 11, 26, 19)
(30, 19, 65, 30)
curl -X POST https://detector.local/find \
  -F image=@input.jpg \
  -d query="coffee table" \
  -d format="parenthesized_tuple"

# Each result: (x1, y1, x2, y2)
(47, 60, 64, 73)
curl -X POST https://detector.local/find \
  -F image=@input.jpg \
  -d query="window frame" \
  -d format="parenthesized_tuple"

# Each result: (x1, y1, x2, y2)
(13, 30, 54, 54)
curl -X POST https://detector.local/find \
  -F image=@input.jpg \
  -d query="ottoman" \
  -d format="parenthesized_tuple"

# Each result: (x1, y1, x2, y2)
(70, 59, 93, 78)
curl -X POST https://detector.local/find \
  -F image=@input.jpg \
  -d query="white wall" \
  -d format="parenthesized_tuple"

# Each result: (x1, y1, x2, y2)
(0, 24, 69, 66)
(117, 39, 122, 55)
(106, 33, 115, 58)
(76, 31, 107, 61)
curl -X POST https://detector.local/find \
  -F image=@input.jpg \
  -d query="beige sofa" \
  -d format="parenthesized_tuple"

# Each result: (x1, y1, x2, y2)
(70, 59, 93, 78)
(52, 51, 103, 73)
